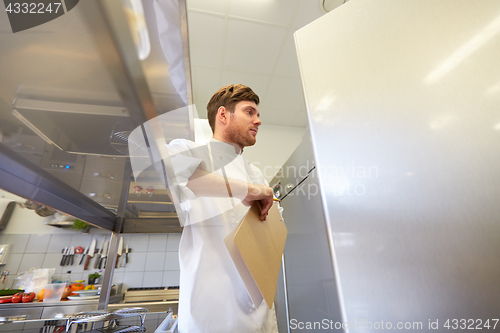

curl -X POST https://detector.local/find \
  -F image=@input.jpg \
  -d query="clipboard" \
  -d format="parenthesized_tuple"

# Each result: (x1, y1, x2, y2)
(224, 202, 287, 309)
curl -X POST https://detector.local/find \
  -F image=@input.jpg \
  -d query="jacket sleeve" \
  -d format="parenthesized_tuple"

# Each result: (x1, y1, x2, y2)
(164, 139, 206, 204)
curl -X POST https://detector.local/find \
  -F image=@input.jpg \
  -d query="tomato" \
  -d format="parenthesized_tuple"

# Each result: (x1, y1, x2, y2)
(71, 283, 85, 293)
(11, 293, 23, 303)
(22, 292, 35, 303)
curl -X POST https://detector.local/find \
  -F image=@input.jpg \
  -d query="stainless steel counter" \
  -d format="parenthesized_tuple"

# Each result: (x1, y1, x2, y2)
(0, 296, 177, 325)
(108, 300, 178, 314)
(0, 295, 124, 322)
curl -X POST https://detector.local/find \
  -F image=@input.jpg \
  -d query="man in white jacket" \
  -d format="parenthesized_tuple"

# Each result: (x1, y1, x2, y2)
(165, 84, 279, 333)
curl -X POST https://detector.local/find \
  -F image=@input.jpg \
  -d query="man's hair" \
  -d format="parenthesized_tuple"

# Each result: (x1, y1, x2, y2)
(206, 84, 260, 133)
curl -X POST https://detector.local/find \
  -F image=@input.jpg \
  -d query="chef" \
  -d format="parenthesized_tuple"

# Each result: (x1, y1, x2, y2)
(164, 84, 278, 333)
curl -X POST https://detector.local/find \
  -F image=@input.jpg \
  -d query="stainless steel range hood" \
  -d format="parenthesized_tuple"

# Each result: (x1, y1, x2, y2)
(0, 0, 193, 232)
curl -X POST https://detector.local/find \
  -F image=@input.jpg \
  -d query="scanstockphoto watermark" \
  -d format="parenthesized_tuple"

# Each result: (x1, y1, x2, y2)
(290, 318, 500, 330)
(252, 160, 379, 199)
(289, 318, 424, 330)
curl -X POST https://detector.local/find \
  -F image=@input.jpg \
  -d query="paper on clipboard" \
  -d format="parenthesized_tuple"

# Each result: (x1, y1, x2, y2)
(224, 202, 287, 309)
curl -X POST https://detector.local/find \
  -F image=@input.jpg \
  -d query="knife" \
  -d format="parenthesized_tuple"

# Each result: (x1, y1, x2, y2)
(94, 239, 105, 269)
(115, 237, 123, 268)
(100, 241, 109, 269)
(60, 247, 68, 266)
(84, 239, 97, 270)
(120, 244, 127, 267)
(69, 247, 75, 265)
(79, 246, 89, 265)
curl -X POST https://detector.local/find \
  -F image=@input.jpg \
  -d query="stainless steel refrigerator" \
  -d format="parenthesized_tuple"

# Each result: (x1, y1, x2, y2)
(275, 0, 500, 332)
(272, 130, 343, 333)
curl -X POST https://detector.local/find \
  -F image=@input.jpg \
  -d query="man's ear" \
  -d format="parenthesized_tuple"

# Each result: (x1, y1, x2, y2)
(217, 106, 229, 125)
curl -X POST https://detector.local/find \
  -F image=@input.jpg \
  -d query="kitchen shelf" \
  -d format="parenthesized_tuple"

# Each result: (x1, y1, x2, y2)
(108, 300, 178, 314)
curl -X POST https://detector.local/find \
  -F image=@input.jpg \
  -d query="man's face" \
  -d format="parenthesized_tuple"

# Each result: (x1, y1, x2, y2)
(225, 100, 261, 148)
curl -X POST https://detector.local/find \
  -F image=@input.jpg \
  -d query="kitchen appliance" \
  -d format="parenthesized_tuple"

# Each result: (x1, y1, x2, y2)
(272, 131, 341, 333)
(278, 0, 500, 332)
(0, 0, 193, 232)
(0, 0, 192, 317)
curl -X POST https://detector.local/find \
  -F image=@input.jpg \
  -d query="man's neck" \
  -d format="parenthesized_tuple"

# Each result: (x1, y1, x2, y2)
(212, 134, 243, 154)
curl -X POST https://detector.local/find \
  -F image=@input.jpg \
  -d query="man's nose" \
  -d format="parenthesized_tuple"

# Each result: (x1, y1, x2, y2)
(253, 116, 261, 127)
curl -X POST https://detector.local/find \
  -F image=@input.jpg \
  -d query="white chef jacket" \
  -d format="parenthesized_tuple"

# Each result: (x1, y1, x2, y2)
(165, 138, 279, 333)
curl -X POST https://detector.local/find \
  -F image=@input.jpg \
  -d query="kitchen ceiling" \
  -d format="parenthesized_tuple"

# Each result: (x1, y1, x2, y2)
(186, 0, 335, 127)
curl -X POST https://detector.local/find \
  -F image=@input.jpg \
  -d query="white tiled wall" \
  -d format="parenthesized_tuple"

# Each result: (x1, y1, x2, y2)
(0, 233, 181, 333)
(0, 232, 181, 291)
(114, 233, 181, 291)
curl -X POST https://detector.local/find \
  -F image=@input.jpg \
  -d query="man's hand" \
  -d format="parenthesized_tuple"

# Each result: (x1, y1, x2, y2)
(187, 167, 273, 221)
(243, 184, 274, 221)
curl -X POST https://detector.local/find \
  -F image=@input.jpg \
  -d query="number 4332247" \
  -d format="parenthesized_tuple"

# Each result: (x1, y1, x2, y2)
(5, 3, 62, 14)
(444, 319, 498, 330)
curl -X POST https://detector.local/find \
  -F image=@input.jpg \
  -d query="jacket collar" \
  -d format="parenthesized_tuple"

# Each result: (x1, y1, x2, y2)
(209, 138, 243, 155)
